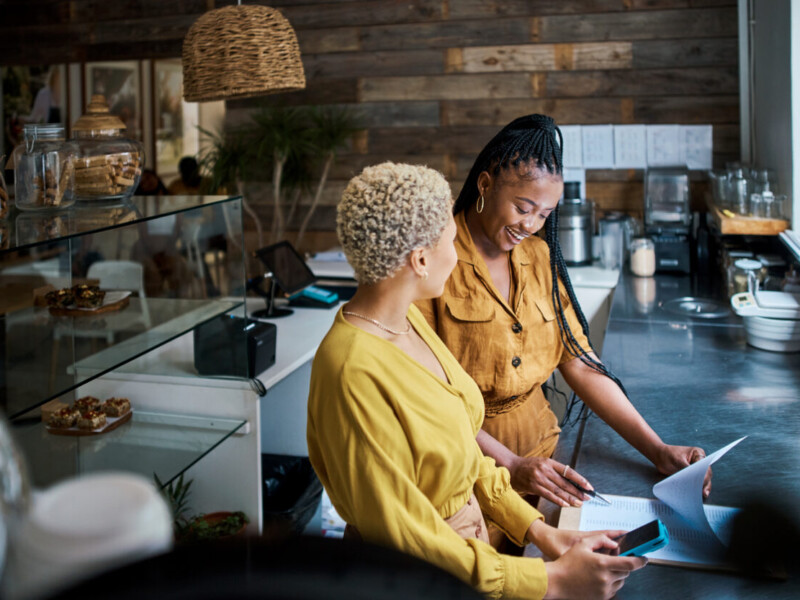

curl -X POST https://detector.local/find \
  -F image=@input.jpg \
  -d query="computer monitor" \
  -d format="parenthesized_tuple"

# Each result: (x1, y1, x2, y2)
(252, 241, 317, 318)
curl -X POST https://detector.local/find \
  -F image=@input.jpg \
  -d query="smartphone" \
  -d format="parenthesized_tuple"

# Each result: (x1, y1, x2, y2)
(613, 519, 670, 557)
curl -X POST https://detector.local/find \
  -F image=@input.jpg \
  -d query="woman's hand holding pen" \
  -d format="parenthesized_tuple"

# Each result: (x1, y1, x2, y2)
(653, 444, 712, 499)
(508, 455, 594, 507)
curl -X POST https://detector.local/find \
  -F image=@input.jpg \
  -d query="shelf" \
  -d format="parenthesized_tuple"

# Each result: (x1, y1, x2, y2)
(3, 295, 244, 420)
(12, 410, 246, 489)
(3, 195, 241, 254)
(709, 202, 790, 236)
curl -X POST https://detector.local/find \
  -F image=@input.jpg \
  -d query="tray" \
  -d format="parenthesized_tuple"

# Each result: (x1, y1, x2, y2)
(709, 203, 789, 236)
(46, 409, 133, 436)
(48, 291, 131, 317)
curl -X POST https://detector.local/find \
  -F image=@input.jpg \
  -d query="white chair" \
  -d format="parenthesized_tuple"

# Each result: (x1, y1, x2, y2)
(87, 260, 151, 328)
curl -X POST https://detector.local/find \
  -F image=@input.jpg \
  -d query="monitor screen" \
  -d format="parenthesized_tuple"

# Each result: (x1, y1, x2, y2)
(255, 241, 317, 295)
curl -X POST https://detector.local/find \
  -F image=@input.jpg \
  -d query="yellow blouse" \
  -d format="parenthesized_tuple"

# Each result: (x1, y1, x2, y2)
(416, 211, 591, 458)
(307, 305, 547, 599)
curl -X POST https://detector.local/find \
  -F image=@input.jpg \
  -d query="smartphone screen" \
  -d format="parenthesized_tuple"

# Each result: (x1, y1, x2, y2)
(615, 520, 664, 556)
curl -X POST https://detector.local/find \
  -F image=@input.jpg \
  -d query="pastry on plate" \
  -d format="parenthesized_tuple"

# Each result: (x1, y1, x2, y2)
(73, 396, 101, 412)
(102, 397, 131, 417)
(77, 410, 107, 430)
(45, 288, 74, 308)
(72, 284, 106, 308)
(48, 407, 80, 429)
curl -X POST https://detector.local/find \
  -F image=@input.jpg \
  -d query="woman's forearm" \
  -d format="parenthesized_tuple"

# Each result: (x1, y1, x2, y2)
(476, 428, 520, 471)
(558, 354, 665, 464)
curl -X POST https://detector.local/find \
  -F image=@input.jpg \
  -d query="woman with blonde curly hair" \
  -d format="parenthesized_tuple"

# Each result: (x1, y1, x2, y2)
(306, 162, 646, 600)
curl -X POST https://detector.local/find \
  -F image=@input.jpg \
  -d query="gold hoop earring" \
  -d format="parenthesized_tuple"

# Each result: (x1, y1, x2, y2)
(476, 194, 485, 214)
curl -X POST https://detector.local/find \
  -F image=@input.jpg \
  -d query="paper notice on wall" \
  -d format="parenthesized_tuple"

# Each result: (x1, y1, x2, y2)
(582, 125, 615, 169)
(680, 125, 713, 170)
(560, 125, 583, 168)
(647, 125, 682, 166)
(613, 125, 647, 168)
(562, 168, 586, 198)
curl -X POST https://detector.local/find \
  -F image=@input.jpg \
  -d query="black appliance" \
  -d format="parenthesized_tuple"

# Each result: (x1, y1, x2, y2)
(194, 315, 276, 378)
(644, 167, 692, 273)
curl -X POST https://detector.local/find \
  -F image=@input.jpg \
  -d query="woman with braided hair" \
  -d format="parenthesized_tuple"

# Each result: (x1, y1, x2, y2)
(416, 114, 711, 534)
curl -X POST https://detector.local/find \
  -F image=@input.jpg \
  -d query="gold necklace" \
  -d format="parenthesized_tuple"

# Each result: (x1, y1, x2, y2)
(342, 310, 411, 335)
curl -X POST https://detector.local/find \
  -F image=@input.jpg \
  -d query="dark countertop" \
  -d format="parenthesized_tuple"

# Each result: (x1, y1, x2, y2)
(549, 270, 800, 598)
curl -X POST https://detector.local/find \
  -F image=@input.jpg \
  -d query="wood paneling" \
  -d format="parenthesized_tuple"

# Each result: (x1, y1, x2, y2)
(303, 50, 443, 79)
(2, 0, 739, 238)
(545, 66, 738, 97)
(632, 38, 738, 68)
(277, 0, 446, 29)
(360, 74, 533, 102)
(359, 19, 531, 51)
(453, 42, 632, 73)
(441, 99, 630, 126)
(633, 95, 739, 123)
(534, 8, 737, 43)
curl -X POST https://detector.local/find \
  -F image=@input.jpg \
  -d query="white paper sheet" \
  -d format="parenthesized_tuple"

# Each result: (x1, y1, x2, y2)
(560, 125, 583, 168)
(646, 125, 682, 166)
(577, 437, 746, 566)
(680, 125, 713, 170)
(579, 495, 739, 566)
(582, 125, 615, 169)
(653, 436, 746, 542)
(613, 125, 647, 168)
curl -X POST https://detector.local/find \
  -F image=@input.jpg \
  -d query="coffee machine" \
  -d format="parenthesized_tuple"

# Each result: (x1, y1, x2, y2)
(558, 181, 594, 266)
(644, 167, 692, 273)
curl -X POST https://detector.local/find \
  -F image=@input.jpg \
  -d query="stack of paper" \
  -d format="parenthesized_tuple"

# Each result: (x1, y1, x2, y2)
(560, 437, 746, 568)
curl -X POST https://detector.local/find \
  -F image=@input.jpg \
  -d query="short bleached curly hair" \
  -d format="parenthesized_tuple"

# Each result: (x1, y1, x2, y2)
(337, 162, 453, 285)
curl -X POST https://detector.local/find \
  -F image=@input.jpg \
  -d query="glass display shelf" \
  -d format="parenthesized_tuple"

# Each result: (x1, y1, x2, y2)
(3, 297, 244, 419)
(3, 195, 239, 253)
(11, 410, 246, 489)
(0, 194, 247, 419)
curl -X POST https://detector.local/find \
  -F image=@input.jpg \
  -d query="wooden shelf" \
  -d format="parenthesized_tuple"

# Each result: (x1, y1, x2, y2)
(708, 202, 790, 236)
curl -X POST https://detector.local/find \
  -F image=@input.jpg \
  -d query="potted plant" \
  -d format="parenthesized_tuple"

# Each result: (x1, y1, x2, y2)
(182, 510, 249, 542)
(197, 104, 362, 252)
(155, 472, 249, 543)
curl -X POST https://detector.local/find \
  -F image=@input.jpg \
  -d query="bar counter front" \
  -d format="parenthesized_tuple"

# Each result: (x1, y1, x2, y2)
(548, 271, 800, 599)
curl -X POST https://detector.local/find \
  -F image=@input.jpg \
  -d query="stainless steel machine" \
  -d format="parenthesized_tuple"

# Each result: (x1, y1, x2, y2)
(558, 181, 594, 266)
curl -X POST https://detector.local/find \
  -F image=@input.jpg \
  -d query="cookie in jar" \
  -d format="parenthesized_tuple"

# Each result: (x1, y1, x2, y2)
(12, 124, 76, 211)
(71, 95, 143, 202)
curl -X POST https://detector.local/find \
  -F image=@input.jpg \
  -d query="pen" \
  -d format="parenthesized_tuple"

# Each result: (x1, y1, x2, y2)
(564, 477, 612, 505)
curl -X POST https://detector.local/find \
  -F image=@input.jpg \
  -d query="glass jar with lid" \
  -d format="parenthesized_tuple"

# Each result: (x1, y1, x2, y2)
(71, 95, 144, 203)
(629, 237, 656, 277)
(12, 124, 76, 211)
(729, 258, 763, 297)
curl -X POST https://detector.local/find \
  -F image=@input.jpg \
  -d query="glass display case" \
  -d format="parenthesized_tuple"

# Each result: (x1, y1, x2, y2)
(0, 195, 249, 487)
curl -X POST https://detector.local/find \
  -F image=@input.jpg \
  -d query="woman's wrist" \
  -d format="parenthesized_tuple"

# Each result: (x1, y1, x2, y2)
(526, 518, 550, 545)
(646, 439, 670, 468)
(542, 560, 564, 599)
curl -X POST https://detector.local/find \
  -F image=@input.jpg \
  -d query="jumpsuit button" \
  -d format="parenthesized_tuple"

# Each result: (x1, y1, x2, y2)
(511, 356, 521, 368)
(512, 322, 522, 333)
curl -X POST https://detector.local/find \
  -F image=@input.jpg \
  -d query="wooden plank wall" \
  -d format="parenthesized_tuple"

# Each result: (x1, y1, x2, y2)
(229, 0, 740, 238)
(1, 0, 740, 246)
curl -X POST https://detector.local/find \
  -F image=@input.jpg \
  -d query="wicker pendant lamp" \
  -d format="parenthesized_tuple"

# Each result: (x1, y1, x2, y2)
(182, 2, 306, 102)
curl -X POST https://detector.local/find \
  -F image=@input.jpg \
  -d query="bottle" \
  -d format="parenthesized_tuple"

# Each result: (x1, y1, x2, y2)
(629, 237, 656, 277)
(12, 123, 76, 211)
(728, 168, 750, 215)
